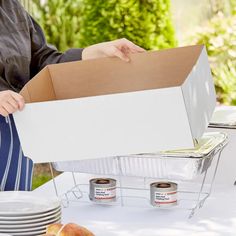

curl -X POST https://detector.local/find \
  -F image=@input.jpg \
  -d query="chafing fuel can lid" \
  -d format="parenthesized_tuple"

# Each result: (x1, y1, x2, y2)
(209, 106, 236, 128)
(159, 132, 228, 158)
(150, 182, 177, 189)
(90, 178, 116, 186)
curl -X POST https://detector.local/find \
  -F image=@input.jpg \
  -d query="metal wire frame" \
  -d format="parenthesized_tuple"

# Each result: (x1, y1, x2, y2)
(49, 137, 227, 219)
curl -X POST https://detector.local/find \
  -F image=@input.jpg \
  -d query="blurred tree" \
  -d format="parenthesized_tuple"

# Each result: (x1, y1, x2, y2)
(208, 0, 236, 16)
(208, 0, 226, 14)
(230, 0, 236, 15)
(32, 0, 82, 52)
(189, 13, 236, 105)
(78, 0, 176, 49)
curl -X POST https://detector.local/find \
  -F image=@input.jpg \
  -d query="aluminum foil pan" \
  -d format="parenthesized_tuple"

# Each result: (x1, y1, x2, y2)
(52, 132, 228, 180)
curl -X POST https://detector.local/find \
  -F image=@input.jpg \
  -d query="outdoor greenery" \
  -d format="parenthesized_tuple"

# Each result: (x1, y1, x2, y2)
(32, 0, 82, 51)
(230, 0, 236, 15)
(32, 0, 176, 51)
(79, 0, 176, 49)
(32, 174, 52, 190)
(189, 11, 236, 105)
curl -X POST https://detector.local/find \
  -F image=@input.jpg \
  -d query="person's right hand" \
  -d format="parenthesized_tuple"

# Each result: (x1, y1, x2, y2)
(0, 90, 25, 117)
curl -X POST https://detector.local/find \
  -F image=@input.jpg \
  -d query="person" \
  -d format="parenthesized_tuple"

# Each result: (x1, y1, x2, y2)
(0, 0, 145, 191)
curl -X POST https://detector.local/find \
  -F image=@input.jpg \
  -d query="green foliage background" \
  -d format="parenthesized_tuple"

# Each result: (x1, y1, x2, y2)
(230, 0, 236, 14)
(189, 11, 236, 105)
(79, 0, 176, 49)
(32, 0, 176, 51)
(32, 0, 82, 51)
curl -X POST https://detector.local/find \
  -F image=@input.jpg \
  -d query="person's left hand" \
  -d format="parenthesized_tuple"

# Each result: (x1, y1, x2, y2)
(82, 38, 145, 62)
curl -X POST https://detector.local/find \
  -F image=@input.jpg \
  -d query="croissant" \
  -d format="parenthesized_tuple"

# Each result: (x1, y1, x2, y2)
(41, 223, 94, 236)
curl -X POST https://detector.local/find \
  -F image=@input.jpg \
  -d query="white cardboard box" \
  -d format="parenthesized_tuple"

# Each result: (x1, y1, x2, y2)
(13, 45, 216, 163)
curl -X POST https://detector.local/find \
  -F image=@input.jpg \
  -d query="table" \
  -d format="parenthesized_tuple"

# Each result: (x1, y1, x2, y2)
(34, 170, 236, 236)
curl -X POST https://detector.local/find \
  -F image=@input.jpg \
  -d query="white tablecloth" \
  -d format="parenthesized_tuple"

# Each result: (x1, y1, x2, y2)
(34, 170, 236, 236)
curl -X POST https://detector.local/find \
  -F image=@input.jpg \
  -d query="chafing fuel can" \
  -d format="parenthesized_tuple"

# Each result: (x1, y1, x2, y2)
(150, 182, 178, 207)
(89, 178, 116, 203)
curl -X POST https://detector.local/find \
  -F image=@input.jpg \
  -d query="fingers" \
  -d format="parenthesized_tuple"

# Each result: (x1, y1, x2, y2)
(2, 101, 16, 114)
(109, 38, 146, 61)
(125, 40, 146, 53)
(111, 46, 130, 62)
(11, 92, 25, 110)
(116, 38, 146, 53)
(82, 38, 145, 61)
(0, 90, 25, 117)
(7, 95, 19, 110)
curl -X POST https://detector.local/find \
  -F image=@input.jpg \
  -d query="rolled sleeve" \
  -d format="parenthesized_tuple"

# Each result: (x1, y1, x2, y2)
(61, 48, 84, 62)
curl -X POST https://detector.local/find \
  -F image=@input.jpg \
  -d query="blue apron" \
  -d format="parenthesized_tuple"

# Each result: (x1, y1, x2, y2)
(0, 115, 33, 191)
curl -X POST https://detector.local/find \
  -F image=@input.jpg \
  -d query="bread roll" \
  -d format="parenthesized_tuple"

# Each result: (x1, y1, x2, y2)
(44, 223, 94, 236)
(60, 223, 87, 236)
(79, 225, 95, 236)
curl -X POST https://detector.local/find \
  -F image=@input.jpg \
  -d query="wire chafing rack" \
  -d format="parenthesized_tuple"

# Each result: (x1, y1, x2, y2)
(49, 132, 228, 218)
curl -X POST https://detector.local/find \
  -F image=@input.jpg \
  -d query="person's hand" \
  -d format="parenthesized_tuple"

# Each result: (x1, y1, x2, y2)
(0, 90, 25, 117)
(82, 38, 145, 62)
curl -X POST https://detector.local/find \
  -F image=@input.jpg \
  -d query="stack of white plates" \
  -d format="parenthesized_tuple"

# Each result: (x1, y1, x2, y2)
(0, 192, 61, 236)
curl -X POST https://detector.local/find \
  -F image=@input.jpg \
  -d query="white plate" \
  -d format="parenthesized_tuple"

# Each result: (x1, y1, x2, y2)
(10, 229, 46, 236)
(0, 207, 61, 221)
(0, 191, 60, 216)
(0, 215, 61, 229)
(0, 211, 61, 225)
(0, 220, 60, 233)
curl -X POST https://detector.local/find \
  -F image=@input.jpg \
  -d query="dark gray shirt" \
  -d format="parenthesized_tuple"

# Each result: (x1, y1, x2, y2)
(0, 0, 83, 92)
